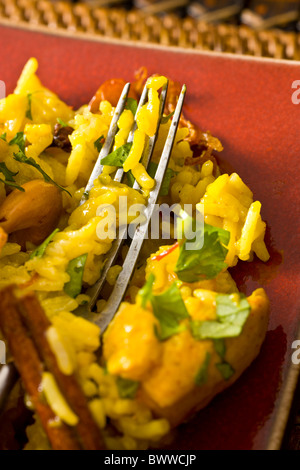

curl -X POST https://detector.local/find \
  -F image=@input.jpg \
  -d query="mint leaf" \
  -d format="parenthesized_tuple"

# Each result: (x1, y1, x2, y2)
(26, 93, 33, 120)
(139, 273, 155, 309)
(64, 253, 88, 298)
(125, 98, 138, 116)
(0, 133, 7, 142)
(139, 274, 189, 341)
(195, 352, 211, 386)
(216, 294, 250, 328)
(216, 362, 235, 381)
(148, 161, 174, 196)
(175, 222, 230, 283)
(161, 111, 174, 124)
(94, 135, 104, 153)
(190, 293, 251, 340)
(116, 376, 139, 399)
(101, 142, 132, 167)
(30, 228, 59, 259)
(126, 170, 135, 187)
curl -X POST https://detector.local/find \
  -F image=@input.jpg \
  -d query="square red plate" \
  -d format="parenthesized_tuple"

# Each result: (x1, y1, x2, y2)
(0, 23, 300, 450)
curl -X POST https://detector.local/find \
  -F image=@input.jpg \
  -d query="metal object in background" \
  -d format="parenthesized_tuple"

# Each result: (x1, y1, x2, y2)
(187, 0, 246, 24)
(241, 0, 300, 31)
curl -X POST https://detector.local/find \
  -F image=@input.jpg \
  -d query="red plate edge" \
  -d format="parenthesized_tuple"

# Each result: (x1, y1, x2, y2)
(0, 23, 300, 450)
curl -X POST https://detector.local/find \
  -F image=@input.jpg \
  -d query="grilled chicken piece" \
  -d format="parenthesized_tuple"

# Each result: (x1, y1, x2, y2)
(103, 288, 269, 427)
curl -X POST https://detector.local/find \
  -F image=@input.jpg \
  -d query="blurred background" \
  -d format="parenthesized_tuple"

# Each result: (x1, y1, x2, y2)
(66, 0, 300, 31)
(0, 0, 300, 59)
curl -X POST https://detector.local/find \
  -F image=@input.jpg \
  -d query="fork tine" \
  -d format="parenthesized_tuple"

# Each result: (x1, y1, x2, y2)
(114, 82, 149, 183)
(0, 363, 18, 411)
(94, 84, 187, 332)
(79, 82, 131, 205)
(79, 81, 169, 312)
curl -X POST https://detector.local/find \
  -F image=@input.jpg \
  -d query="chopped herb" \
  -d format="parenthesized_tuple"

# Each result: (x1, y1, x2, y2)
(213, 339, 226, 360)
(0, 178, 25, 192)
(139, 273, 155, 309)
(126, 170, 135, 188)
(116, 376, 139, 399)
(213, 338, 235, 381)
(190, 293, 251, 340)
(175, 220, 230, 283)
(10, 132, 71, 196)
(64, 253, 88, 298)
(138, 274, 189, 341)
(94, 135, 104, 153)
(0, 133, 7, 142)
(0, 162, 18, 182)
(0, 162, 24, 192)
(30, 228, 60, 259)
(148, 162, 175, 196)
(125, 98, 138, 116)
(161, 111, 174, 124)
(195, 352, 211, 386)
(26, 93, 33, 120)
(100, 142, 132, 167)
(57, 118, 68, 127)
(9, 132, 26, 153)
(216, 362, 235, 381)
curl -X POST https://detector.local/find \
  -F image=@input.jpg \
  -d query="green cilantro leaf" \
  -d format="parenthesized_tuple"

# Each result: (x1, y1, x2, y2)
(101, 142, 132, 167)
(0, 162, 24, 192)
(64, 253, 88, 298)
(161, 111, 174, 124)
(175, 220, 230, 283)
(213, 338, 235, 381)
(94, 135, 104, 153)
(10, 132, 71, 196)
(148, 161, 175, 196)
(195, 352, 211, 386)
(57, 118, 69, 127)
(9, 132, 26, 153)
(138, 274, 189, 341)
(30, 228, 60, 260)
(0, 133, 7, 142)
(190, 293, 251, 340)
(125, 98, 138, 116)
(216, 362, 235, 381)
(116, 376, 139, 399)
(0, 162, 18, 182)
(0, 178, 25, 192)
(213, 338, 226, 360)
(26, 93, 33, 120)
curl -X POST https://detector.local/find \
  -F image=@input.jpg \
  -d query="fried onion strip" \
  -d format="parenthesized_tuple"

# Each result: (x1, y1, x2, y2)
(0, 286, 81, 450)
(18, 292, 105, 450)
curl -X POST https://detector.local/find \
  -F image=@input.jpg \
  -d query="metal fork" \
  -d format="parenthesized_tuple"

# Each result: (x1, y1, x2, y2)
(0, 79, 186, 412)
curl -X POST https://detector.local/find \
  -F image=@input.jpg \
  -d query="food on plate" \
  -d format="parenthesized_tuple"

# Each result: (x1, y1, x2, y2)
(0, 58, 270, 450)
